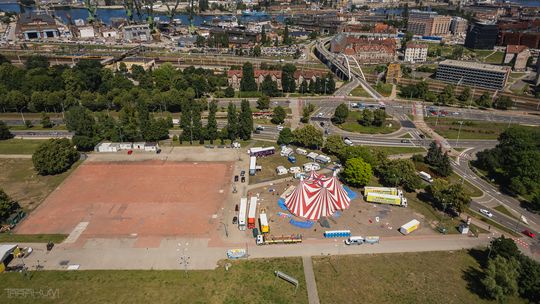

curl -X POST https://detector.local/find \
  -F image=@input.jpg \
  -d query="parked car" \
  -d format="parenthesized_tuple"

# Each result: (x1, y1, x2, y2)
(277, 125, 284, 131)
(256, 125, 265, 131)
(343, 137, 353, 146)
(241, 176, 246, 183)
(127, 150, 133, 155)
(234, 175, 239, 182)
(522, 229, 536, 238)
(240, 171, 246, 177)
(232, 216, 238, 225)
(479, 208, 493, 218)
(419, 134, 425, 139)
(400, 139, 410, 143)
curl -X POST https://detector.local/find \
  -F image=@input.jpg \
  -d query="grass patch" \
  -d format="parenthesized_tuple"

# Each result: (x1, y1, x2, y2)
(0, 139, 47, 154)
(338, 111, 400, 134)
(482, 51, 504, 64)
(425, 117, 514, 140)
(313, 250, 524, 304)
(369, 146, 425, 155)
(235, 91, 263, 98)
(374, 82, 393, 97)
(494, 205, 519, 220)
(0, 258, 308, 304)
(0, 233, 66, 243)
(350, 86, 371, 97)
(399, 133, 413, 138)
(0, 159, 81, 210)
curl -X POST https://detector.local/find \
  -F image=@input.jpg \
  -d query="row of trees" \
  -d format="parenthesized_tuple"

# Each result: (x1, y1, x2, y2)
(332, 103, 387, 127)
(474, 126, 540, 211)
(399, 81, 514, 110)
(0, 56, 228, 113)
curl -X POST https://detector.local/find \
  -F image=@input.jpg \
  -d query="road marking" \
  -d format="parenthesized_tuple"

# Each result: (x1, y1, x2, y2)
(64, 221, 89, 244)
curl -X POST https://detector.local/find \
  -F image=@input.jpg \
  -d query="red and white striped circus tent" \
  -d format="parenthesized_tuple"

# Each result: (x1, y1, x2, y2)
(284, 171, 351, 220)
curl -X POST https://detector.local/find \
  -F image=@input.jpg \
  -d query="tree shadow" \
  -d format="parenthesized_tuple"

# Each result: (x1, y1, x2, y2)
(462, 248, 491, 300)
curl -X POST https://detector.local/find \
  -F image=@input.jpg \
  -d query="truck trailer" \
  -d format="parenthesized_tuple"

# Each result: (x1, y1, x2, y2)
(364, 186, 402, 197)
(256, 234, 302, 245)
(247, 197, 258, 229)
(259, 212, 269, 233)
(366, 193, 408, 207)
(399, 219, 420, 235)
(238, 198, 247, 231)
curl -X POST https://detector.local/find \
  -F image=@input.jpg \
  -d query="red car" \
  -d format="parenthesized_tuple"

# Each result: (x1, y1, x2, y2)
(127, 150, 133, 155)
(522, 229, 536, 238)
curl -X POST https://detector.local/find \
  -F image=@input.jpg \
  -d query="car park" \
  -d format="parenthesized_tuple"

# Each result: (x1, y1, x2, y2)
(479, 209, 493, 218)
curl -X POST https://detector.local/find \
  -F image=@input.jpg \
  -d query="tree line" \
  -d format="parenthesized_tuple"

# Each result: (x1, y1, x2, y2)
(0, 55, 228, 113)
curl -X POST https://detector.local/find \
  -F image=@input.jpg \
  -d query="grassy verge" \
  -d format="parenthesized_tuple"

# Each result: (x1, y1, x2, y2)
(0, 139, 47, 154)
(399, 133, 412, 138)
(412, 161, 483, 198)
(468, 209, 521, 237)
(338, 111, 400, 134)
(0, 233, 67, 243)
(350, 86, 371, 97)
(374, 83, 393, 97)
(483, 51, 504, 64)
(369, 146, 425, 155)
(313, 250, 524, 304)
(0, 159, 81, 210)
(424, 117, 511, 140)
(0, 258, 308, 303)
(494, 205, 519, 220)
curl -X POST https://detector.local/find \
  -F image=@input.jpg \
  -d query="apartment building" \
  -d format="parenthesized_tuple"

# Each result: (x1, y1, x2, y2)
(407, 10, 451, 36)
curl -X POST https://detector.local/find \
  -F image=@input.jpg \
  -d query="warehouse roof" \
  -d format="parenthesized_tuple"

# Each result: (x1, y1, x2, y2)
(438, 60, 510, 73)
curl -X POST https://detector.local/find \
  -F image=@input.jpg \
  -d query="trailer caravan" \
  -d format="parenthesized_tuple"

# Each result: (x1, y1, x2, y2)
(296, 148, 307, 155)
(248, 147, 275, 157)
(306, 152, 319, 161)
(315, 154, 331, 164)
(247, 197, 258, 229)
(238, 198, 247, 231)
(399, 219, 420, 235)
(249, 157, 257, 175)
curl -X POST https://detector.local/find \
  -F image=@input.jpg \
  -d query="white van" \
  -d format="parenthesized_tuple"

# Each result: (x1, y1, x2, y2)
(419, 171, 433, 183)
(345, 236, 365, 245)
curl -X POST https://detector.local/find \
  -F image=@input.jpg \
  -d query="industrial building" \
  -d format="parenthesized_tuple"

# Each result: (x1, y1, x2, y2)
(435, 60, 510, 90)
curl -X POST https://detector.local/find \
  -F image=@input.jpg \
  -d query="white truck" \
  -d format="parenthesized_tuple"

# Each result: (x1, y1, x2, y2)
(256, 234, 302, 245)
(238, 198, 247, 231)
(344, 236, 380, 245)
(419, 171, 433, 183)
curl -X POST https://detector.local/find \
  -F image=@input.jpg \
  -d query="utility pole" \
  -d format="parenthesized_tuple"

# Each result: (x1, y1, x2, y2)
(455, 120, 464, 146)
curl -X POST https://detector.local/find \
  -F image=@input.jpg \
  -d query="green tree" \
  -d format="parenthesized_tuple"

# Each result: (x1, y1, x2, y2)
(451, 46, 464, 60)
(271, 106, 286, 125)
(25, 55, 49, 70)
(281, 64, 297, 93)
(180, 99, 193, 144)
(238, 99, 253, 140)
(283, 25, 291, 45)
(224, 86, 235, 98)
(437, 84, 456, 105)
(226, 102, 238, 140)
(65, 106, 96, 137)
(458, 86, 471, 103)
(260, 75, 279, 97)
(206, 100, 218, 144)
(493, 96, 513, 110)
(378, 158, 422, 191)
(436, 152, 453, 177)
(482, 256, 520, 302)
(191, 102, 203, 144)
(332, 103, 349, 124)
(0, 189, 18, 222)
(489, 236, 520, 260)
(32, 138, 79, 175)
(240, 63, 257, 92)
(427, 179, 471, 215)
(292, 124, 323, 149)
(253, 45, 261, 57)
(0, 121, 13, 140)
(299, 79, 309, 94)
(517, 255, 540, 303)
(360, 109, 374, 126)
(337, 146, 377, 166)
(325, 73, 336, 94)
(256, 95, 270, 110)
(72, 135, 96, 151)
(324, 135, 346, 156)
(373, 109, 387, 127)
(475, 92, 492, 108)
(40, 112, 53, 128)
(341, 158, 373, 187)
(277, 127, 293, 145)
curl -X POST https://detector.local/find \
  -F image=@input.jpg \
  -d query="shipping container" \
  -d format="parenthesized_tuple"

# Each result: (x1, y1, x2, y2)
(238, 198, 247, 231)
(399, 219, 420, 235)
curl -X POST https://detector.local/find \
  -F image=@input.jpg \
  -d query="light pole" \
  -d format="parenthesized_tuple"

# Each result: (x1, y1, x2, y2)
(455, 120, 464, 146)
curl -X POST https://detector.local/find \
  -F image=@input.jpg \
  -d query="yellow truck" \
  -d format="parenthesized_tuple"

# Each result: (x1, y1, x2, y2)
(364, 186, 402, 197)
(366, 193, 408, 207)
(399, 219, 420, 235)
(259, 212, 269, 233)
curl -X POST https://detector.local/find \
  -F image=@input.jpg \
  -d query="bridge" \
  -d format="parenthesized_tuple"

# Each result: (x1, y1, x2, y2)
(314, 37, 382, 100)
(100, 45, 146, 66)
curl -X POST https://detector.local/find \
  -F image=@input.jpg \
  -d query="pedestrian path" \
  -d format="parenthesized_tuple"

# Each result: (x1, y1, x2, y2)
(302, 256, 320, 304)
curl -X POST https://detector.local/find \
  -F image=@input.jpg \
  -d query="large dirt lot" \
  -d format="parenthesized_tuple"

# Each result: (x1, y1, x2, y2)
(250, 178, 436, 239)
(16, 160, 234, 242)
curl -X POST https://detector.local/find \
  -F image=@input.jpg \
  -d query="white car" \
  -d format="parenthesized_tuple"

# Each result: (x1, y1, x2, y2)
(277, 125, 284, 131)
(479, 209, 493, 218)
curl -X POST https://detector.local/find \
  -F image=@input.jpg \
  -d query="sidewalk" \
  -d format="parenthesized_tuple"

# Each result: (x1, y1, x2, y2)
(302, 256, 320, 304)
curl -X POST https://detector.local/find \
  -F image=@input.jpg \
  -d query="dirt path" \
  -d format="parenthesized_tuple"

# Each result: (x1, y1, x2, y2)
(302, 256, 321, 304)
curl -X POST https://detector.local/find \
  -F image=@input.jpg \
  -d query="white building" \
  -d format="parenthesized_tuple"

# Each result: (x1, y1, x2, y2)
(404, 42, 428, 63)
(78, 26, 95, 39)
(95, 142, 119, 152)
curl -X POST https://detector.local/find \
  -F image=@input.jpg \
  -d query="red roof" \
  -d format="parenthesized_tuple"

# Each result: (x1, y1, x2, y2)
(506, 45, 528, 54)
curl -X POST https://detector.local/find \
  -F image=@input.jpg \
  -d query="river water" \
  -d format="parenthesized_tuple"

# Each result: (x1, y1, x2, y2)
(0, 3, 285, 25)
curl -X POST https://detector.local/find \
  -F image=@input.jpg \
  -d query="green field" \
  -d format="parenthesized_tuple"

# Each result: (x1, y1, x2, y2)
(0, 159, 80, 210)
(483, 51, 504, 64)
(368, 146, 426, 155)
(494, 205, 519, 220)
(313, 250, 525, 304)
(0, 233, 66, 243)
(425, 117, 512, 140)
(0, 139, 47, 154)
(338, 111, 400, 134)
(0, 258, 308, 304)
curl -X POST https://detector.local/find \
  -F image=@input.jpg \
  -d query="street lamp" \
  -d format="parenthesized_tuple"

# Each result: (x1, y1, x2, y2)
(455, 120, 464, 146)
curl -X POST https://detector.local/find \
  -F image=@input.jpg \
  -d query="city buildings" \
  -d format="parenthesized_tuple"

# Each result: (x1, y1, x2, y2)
(122, 24, 151, 42)
(406, 10, 451, 37)
(15, 12, 63, 40)
(435, 60, 510, 90)
(450, 17, 468, 36)
(464, 19, 498, 50)
(498, 19, 540, 49)
(503, 45, 530, 72)
(404, 42, 428, 63)
(330, 34, 396, 63)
